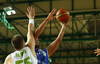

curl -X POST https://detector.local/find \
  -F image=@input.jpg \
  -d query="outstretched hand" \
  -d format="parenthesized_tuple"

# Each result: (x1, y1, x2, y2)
(60, 19, 69, 27)
(94, 48, 100, 56)
(26, 6, 35, 19)
(47, 8, 57, 21)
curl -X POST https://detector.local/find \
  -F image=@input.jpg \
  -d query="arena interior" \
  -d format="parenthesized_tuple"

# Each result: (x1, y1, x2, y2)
(0, 0, 100, 64)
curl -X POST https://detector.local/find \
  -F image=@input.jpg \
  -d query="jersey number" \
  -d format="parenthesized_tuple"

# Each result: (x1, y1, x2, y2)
(16, 56, 32, 64)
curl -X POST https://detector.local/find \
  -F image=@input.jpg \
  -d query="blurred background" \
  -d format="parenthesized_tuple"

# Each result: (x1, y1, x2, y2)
(0, 0, 100, 64)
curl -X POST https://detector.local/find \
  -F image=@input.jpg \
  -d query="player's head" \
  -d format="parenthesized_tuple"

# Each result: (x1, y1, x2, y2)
(11, 34, 25, 50)
(35, 38, 40, 49)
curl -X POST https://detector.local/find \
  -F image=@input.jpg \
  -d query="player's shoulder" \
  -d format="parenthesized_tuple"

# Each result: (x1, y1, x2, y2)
(4, 54, 11, 64)
(6, 54, 11, 60)
(24, 46, 30, 50)
(35, 48, 47, 53)
(23, 46, 32, 52)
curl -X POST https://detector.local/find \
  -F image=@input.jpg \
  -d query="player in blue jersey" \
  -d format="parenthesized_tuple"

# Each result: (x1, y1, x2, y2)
(33, 8, 69, 64)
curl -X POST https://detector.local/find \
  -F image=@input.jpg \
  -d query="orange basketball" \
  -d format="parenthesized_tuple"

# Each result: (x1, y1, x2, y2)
(56, 9, 70, 23)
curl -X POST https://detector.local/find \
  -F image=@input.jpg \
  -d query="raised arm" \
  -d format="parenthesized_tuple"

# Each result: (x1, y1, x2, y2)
(47, 22, 68, 57)
(34, 8, 56, 40)
(25, 6, 36, 58)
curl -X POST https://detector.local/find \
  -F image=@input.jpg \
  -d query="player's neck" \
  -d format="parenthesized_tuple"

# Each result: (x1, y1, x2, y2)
(15, 48, 23, 51)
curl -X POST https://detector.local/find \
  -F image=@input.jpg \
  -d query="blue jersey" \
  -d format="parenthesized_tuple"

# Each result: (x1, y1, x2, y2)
(35, 49, 49, 64)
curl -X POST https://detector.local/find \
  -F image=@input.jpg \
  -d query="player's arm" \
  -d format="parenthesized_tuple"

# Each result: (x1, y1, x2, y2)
(34, 8, 56, 40)
(4, 54, 11, 64)
(25, 6, 35, 48)
(25, 6, 36, 58)
(47, 22, 68, 57)
(94, 48, 100, 56)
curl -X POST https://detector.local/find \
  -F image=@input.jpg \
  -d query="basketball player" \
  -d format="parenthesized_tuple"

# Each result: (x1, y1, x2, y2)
(33, 8, 69, 64)
(94, 48, 100, 56)
(4, 6, 37, 64)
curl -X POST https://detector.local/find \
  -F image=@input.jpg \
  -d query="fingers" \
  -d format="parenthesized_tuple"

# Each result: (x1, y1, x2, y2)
(94, 48, 99, 52)
(26, 6, 35, 15)
(50, 8, 57, 15)
(32, 7, 35, 14)
(30, 6, 34, 12)
(96, 53, 100, 56)
(27, 6, 34, 12)
(94, 48, 100, 56)
(94, 50, 98, 54)
(26, 6, 35, 19)
(31, 6, 32, 11)
(25, 12, 29, 17)
(52, 8, 56, 13)
(47, 8, 57, 21)
(94, 49, 97, 52)
(27, 6, 30, 13)
(94, 48, 98, 53)
(53, 15, 56, 19)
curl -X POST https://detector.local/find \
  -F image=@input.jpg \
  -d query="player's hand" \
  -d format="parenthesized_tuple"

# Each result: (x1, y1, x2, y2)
(26, 6, 35, 19)
(60, 19, 69, 27)
(46, 8, 57, 21)
(94, 48, 100, 56)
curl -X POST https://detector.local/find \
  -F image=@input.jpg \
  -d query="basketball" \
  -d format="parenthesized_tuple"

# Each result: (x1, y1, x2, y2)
(56, 9, 70, 23)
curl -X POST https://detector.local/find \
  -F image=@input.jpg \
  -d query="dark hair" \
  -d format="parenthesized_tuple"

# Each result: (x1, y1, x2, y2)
(11, 34, 24, 50)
